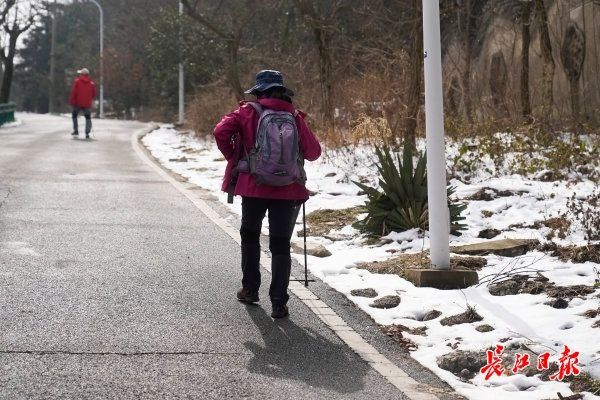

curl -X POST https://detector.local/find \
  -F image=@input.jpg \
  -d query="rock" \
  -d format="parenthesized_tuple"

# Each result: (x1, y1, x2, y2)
(451, 239, 539, 257)
(422, 310, 442, 321)
(327, 192, 342, 196)
(212, 156, 225, 162)
(476, 324, 495, 332)
(593, 320, 600, 328)
(291, 241, 331, 257)
(437, 350, 486, 379)
(520, 280, 549, 295)
(547, 298, 569, 309)
(477, 228, 501, 239)
(325, 172, 336, 177)
(440, 309, 483, 326)
(466, 188, 496, 201)
(379, 238, 394, 245)
(323, 233, 353, 242)
(460, 369, 471, 379)
(350, 288, 378, 298)
(534, 169, 555, 181)
(488, 279, 522, 296)
(370, 295, 401, 309)
(308, 189, 319, 196)
(168, 156, 188, 162)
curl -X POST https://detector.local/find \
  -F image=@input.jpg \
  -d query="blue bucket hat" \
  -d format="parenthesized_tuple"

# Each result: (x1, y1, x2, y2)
(244, 70, 295, 97)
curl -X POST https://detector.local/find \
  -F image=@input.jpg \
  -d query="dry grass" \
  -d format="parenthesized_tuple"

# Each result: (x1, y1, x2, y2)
(304, 206, 366, 237)
(355, 253, 486, 278)
(187, 85, 238, 138)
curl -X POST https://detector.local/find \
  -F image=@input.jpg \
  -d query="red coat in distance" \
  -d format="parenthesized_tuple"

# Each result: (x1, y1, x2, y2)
(69, 75, 96, 109)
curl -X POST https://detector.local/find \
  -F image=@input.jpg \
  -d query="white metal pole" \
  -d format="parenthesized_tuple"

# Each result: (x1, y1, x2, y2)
(89, 0, 104, 118)
(422, 0, 450, 269)
(49, 0, 57, 114)
(178, 0, 184, 125)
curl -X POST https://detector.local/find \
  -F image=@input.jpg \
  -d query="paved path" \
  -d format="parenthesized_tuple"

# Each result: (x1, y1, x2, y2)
(0, 114, 463, 400)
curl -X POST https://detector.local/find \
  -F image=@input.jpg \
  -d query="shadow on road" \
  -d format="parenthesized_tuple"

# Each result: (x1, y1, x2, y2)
(244, 304, 368, 394)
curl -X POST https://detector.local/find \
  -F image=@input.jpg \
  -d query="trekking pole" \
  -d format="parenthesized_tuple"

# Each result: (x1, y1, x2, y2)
(290, 202, 314, 286)
(303, 202, 308, 287)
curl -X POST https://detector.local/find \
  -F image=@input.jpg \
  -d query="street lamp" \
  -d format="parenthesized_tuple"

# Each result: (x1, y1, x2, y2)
(422, 0, 450, 269)
(178, 0, 184, 125)
(88, 0, 104, 118)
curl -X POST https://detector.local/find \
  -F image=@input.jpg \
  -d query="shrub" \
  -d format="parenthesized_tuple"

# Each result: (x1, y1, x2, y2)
(353, 145, 467, 236)
(563, 189, 600, 242)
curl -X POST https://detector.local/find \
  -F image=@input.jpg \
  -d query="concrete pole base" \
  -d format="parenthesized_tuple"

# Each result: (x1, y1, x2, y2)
(404, 268, 478, 289)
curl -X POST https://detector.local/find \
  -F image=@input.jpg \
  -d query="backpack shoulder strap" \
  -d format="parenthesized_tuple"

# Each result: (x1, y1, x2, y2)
(248, 101, 264, 115)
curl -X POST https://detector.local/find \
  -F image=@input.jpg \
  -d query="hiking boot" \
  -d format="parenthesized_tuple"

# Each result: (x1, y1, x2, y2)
(85, 134, 90, 139)
(237, 288, 259, 304)
(271, 304, 289, 319)
(71, 131, 78, 136)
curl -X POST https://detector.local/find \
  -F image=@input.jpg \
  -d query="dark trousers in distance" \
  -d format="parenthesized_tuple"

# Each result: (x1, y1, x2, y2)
(240, 196, 300, 306)
(72, 107, 92, 134)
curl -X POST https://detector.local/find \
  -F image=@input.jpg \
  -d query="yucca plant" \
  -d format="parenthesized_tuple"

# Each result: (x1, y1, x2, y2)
(353, 145, 467, 236)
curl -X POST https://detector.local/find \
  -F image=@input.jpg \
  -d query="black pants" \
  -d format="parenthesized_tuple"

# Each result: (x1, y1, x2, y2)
(240, 196, 300, 306)
(72, 107, 92, 134)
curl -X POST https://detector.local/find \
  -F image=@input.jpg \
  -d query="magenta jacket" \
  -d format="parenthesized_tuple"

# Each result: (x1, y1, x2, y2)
(213, 98, 321, 201)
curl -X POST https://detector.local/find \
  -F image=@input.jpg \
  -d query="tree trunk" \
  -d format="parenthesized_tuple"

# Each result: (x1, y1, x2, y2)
(534, 0, 555, 114)
(520, 1, 532, 121)
(292, 0, 335, 127)
(461, 0, 473, 123)
(404, 0, 422, 148)
(227, 35, 244, 100)
(314, 26, 334, 126)
(0, 35, 18, 103)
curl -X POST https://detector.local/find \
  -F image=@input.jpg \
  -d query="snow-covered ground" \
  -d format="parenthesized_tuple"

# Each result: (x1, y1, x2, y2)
(142, 126, 600, 400)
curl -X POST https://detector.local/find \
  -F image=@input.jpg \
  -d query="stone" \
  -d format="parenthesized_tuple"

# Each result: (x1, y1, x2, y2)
(460, 369, 471, 379)
(488, 279, 522, 296)
(477, 228, 501, 239)
(350, 288, 378, 298)
(291, 241, 331, 257)
(476, 324, 495, 332)
(422, 310, 442, 321)
(451, 239, 539, 257)
(548, 298, 569, 309)
(404, 268, 478, 289)
(325, 172, 336, 177)
(369, 295, 401, 309)
(169, 156, 188, 162)
(440, 309, 483, 326)
(437, 350, 486, 379)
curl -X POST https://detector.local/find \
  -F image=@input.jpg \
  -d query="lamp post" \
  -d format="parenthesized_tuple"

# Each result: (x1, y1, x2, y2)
(178, 0, 184, 125)
(49, 0, 57, 114)
(88, 0, 104, 118)
(422, 0, 450, 269)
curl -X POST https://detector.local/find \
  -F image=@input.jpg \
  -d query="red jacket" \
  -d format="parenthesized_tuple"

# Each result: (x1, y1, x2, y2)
(68, 75, 96, 109)
(214, 98, 322, 201)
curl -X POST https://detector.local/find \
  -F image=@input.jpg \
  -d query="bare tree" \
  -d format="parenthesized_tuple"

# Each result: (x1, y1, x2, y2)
(293, 0, 344, 127)
(520, 0, 532, 121)
(0, 0, 36, 103)
(458, 0, 474, 123)
(534, 0, 554, 114)
(0, 0, 16, 25)
(180, 0, 255, 100)
(403, 0, 421, 147)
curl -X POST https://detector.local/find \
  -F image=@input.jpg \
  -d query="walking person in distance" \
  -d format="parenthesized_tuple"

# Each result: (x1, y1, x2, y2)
(69, 68, 96, 139)
(213, 70, 321, 318)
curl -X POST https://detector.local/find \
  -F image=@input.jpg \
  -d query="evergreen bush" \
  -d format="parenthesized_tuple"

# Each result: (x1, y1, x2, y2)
(353, 145, 467, 236)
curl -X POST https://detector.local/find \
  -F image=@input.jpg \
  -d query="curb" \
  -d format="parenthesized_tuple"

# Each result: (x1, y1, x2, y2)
(131, 126, 441, 400)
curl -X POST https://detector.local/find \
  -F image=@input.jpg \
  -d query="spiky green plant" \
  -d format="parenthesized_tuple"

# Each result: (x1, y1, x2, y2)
(353, 145, 467, 236)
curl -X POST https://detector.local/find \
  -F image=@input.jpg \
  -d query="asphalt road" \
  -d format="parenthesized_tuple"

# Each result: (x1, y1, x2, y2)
(0, 114, 417, 399)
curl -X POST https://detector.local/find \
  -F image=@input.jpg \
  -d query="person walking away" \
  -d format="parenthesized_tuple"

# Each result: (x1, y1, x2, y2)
(213, 70, 321, 318)
(69, 68, 96, 139)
